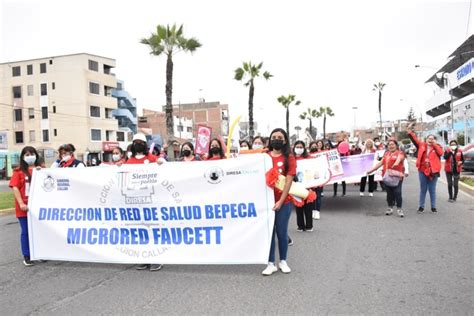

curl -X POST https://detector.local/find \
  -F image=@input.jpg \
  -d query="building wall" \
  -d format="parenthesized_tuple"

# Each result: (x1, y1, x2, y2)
(139, 109, 193, 142)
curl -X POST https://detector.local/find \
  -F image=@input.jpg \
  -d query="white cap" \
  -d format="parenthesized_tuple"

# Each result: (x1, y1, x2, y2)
(132, 133, 147, 142)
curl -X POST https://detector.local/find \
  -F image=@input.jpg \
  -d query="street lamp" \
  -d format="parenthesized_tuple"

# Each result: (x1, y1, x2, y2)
(352, 106, 358, 138)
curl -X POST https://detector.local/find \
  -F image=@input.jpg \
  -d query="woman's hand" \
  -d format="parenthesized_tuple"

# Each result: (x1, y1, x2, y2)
(272, 200, 284, 211)
(19, 203, 28, 212)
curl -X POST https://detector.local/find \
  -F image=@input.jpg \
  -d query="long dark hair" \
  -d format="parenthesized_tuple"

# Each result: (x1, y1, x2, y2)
(19, 146, 40, 180)
(293, 140, 308, 158)
(308, 141, 318, 152)
(208, 138, 225, 159)
(131, 141, 149, 157)
(268, 128, 291, 174)
(180, 141, 195, 157)
(240, 140, 252, 149)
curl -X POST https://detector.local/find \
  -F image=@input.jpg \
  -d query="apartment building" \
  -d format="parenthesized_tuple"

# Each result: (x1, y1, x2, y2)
(0, 53, 123, 172)
(138, 108, 194, 143)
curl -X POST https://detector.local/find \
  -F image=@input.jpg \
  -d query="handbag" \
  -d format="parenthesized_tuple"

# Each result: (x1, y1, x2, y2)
(383, 169, 404, 187)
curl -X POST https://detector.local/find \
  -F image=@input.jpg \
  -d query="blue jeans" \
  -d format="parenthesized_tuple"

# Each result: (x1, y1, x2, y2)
(418, 171, 438, 208)
(18, 217, 30, 257)
(315, 187, 322, 211)
(269, 203, 292, 263)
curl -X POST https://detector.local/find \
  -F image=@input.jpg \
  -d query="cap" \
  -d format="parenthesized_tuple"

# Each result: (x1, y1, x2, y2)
(132, 133, 147, 142)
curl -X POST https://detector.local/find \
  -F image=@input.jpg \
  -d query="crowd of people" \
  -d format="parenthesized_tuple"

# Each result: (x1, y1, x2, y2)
(9, 123, 465, 276)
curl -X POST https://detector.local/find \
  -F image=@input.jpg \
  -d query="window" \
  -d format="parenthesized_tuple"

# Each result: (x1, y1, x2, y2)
(29, 130, 35, 142)
(54, 129, 57, 136)
(40, 83, 47, 96)
(49, 59, 53, 65)
(104, 86, 112, 97)
(105, 108, 114, 119)
(89, 82, 100, 94)
(187, 127, 192, 132)
(12, 66, 21, 77)
(91, 129, 101, 141)
(41, 107, 48, 119)
(177, 125, 183, 132)
(13, 86, 22, 98)
(88, 60, 99, 71)
(40, 63, 47, 73)
(106, 130, 113, 141)
(27, 85, 34, 96)
(28, 108, 35, 119)
(42, 129, 50, 142)
(52, 82, 55, 90)
(117, 131, 125, 142)
(53, 106, 56, 113)
(15, 131, 24, 144)
(27, 64, 33, 75)
(14, 109, 22, 121)
(90, 105, 100, 117)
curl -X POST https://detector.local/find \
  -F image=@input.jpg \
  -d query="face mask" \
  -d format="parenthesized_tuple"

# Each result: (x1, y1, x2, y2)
(126, 152, 132, 158)
(62, 155, 71, 162)
(270, 139, 284, 150)
(134, 143, 146, 153)
(210, 147, 220, 155)
(183, 149, 191, 157)
(450, 145, 457, 151)
(295, 148, 304, 155)
(241, 146, 249, 151)
(135, 154, 145, 159)
(375, 142, 381, 146)
(24, 155, 36, 165)
(112, 154, 121, 162)
(253, 144, 263, 150)
(309, 147, 317, 153)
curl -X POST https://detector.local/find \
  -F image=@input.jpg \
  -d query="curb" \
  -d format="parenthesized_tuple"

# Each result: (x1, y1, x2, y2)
(459, 181, 474, 196)
(0, 208, 15, 216)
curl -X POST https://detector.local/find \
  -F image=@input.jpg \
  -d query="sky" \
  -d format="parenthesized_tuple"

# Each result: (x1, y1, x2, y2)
(1, 0, 473, 137)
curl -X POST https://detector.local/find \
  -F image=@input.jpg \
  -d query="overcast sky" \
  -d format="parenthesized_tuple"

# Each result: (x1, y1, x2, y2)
(1, 0, 473, 136)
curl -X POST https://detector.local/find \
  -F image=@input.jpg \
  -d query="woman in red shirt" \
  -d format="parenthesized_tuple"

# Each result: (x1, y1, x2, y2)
(367, 139, 405, 217)
(262, 128, 296, 276)
(293, 141, 313, 232)
(407, 124, 443, 213)
(9, 146, 42, 266)
(443, 140, 464, 202)
(207, 138, 226, 160)
(178, 142, 201, 162)
(360, 139, 377, 197)
(111, 147, 126, 166)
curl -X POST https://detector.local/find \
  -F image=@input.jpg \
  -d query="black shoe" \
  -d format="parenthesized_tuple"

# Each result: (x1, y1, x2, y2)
(417, 207, 424, 213)
(149, 264, 163, 271)
(23, 256, 34, 266)
(342, 193, 346, 197)
(136, 264, 150, 270)
(431, 208, 437, 213)
(288, 237, 294, 246)
(453, 197, 457, 202)
(448, 199, 454, 203)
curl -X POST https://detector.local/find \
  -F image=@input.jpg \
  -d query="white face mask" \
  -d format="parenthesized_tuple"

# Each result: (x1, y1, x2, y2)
(62, 155, 71, 162)
(240, 146, 249, 151)
(253, 144, 263, 150)
(375, 142, 381, 146)
(295, 148, 304, 155)
(450, 145, 457, 151)
(135, 154, 145, 159)
(24, 155, 36, 165)
(112, 154, 121, 162)
(126, 152, 132, 158)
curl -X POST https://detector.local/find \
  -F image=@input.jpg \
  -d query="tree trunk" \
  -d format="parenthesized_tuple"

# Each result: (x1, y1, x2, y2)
(378, 91, 382, 140)
(165, 54, 175, 160)
(309, 119, 312, 139)
(248, 80, 255, 139)
(323, 114, 326, 139)
(286, 107, 290, 137)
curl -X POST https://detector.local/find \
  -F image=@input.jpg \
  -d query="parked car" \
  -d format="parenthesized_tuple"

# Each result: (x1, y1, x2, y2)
(462, 149, 474, 172)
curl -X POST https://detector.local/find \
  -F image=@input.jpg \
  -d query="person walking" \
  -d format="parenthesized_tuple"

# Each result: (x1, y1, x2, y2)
(444, 140, 464, 202)
(360, 139, 376, 197)
(293, 141, 313, 232)
(179, 142, 201, 162)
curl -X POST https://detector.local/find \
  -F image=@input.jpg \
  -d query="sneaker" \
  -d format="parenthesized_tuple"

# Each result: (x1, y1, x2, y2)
(369, 193, 374, 197)
(306, 227, 314, 232)
(385, 208, 393, 216)
(448, 199, 454, 203)
(279, 260, 292, 274)
(360, 192, 365, 197)
(149, 264, 163, 271)
(321, 192, 325, 197)
(332, 193, 337, 198)
(262, 263, 278, 276)
(288, 237, 294, 246)
(342, 193, 346, 197)
(136, 264, 150, 270)
(431, 208, 437, 213)
(453, 198, 457, 202)
(313, 210, 320, 220)
(296, 227, 304, 232)
(397, 209, 404, 218)
(417, 207, 424, 213)
(23, 256, 34, 267)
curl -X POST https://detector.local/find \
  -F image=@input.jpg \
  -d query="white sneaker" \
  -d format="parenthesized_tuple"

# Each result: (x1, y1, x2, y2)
(313, 210, 320, 220)
(397, 209, 404, 218)
(279, 260, 291, 274)
(262, 263, 278, 276)
(360, 192, 364, 196)
(385, 208, 393, 215)
(369, 193, 374, 197)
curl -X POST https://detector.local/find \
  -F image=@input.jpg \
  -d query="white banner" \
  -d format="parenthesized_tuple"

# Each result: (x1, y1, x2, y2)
(28, 154, 275, 264)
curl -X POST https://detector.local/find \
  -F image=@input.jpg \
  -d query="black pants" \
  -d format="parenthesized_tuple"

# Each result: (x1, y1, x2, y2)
(386, 180, 403, 208)
(295, 203, 313, 230)
(360, 175, 375, 193)
(333, 182, 346, 195)
(446, 172, 460, 200)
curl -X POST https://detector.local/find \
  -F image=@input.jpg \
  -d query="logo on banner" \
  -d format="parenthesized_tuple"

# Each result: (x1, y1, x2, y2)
(204, 167, 224, 184)
(118, 170, 157, 204)
(42, 175, 56, 192)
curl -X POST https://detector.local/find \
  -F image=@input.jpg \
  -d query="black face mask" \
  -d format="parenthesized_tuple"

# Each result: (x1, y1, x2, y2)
(310, 147, 317, 153)
(210, 147, 221, 155)
(183, 149, 191, 157)
(134, 143, 146, 153)
(270, 139, 285, 150)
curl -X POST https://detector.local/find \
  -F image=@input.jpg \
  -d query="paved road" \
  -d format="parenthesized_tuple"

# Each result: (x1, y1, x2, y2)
(0, 164, 473, 315)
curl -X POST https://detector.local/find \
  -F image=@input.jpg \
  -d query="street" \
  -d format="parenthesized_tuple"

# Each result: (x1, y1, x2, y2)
(0, 163, 473, 315)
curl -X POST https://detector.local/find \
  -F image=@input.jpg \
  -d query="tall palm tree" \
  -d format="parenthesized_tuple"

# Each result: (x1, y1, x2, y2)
(141, 23, 201, 159)
(317, 106, 335, 139)
(299, 108, 320, 139)
(373, 82, 386, 139)
(234, 62, 272, 139)
(277, 94, 301, 137)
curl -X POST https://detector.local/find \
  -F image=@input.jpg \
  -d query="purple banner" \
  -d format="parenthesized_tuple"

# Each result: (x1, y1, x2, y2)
(328, 153, 376, 184)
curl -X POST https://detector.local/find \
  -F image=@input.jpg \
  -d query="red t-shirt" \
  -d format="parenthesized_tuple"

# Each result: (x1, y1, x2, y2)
(9, 168, 32, 218)
(381, 150, 405, 176)
(125, 154, 158, 164)
(269, 153, 297, 203)
(207, 155, 223, 160)
(295, 155, 307, 161)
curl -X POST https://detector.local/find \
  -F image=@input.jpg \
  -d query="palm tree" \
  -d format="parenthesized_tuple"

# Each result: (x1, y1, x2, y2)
(373, 82, 386, 139)
(317, 106, 335, 139)
(277, 94, 301, 137)
(141, 23, 201, 160)
(299, 108, 320, 139)
(234, 62, 272, 139)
